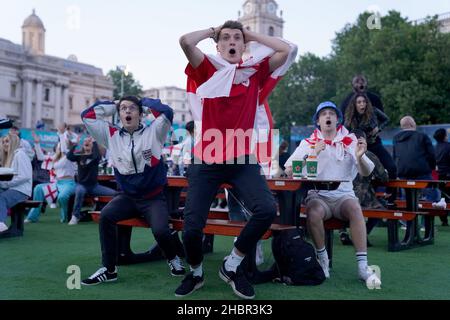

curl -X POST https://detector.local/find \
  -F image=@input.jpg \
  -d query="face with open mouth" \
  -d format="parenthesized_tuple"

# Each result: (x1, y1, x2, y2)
(217, 28, 245, 64)
(317, 108, 338, 130)
(119, 101, 141, 132)
(356, 96, 367, 114)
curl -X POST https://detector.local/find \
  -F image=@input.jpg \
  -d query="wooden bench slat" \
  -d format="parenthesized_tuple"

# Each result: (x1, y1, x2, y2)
(89, 212, 292, 240)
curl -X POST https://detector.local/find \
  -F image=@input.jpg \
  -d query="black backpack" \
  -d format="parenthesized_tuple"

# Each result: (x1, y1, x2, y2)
(271, 228, 326, 286)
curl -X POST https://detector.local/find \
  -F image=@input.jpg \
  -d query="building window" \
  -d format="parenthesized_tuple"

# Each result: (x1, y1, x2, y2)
(168, 91, 173, 97)
(182, 114, 186, 122)
(10, 83, 17, 98)
(44, 88, 50, 102)
(268, 26, 275, 36)
(85, 98, 90, 106)
(69, 96, 74, 110)
(182, 103, 185, 110)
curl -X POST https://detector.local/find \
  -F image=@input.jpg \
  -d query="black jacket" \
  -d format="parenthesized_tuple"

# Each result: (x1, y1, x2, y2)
(435, 141, 450, 179)
(393, 130, 436, 178)
(66, 142, 101, 186)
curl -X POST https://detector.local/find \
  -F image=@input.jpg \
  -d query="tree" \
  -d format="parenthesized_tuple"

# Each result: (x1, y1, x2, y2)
(107, 67, 143, 100)
(332, 11, 450, 125)
(269, 53, 337, 137)
(269, 10, 450, 138)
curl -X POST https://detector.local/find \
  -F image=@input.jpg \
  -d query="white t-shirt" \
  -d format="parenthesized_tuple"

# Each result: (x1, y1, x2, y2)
(286, 127, 374, 200)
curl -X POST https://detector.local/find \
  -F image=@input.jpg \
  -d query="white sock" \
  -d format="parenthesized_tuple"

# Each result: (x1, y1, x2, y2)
(356, 252, 368, 270)
(225, 248, 244, 272)
(190, 264, 203, 277)
(316, 247, 328, 261)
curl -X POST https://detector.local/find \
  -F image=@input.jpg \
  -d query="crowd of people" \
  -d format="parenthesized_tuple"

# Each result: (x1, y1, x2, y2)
(0, 20, 449, 300)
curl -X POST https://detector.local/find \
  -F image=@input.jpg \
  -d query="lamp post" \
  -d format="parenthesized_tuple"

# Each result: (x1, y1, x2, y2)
(118, 65, 129, 97)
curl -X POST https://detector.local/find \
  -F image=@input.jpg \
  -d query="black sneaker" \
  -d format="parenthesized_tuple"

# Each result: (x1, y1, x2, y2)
(81, 267, 117, 286)
(219, 261, 255, 300)
(175, 272, 204, 297)
(168, 258, 186, 277)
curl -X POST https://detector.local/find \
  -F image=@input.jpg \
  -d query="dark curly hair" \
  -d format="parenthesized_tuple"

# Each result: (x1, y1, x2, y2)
(344, 93, 374, 130)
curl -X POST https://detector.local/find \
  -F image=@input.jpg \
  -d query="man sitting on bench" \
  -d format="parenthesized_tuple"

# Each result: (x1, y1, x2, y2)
(80, 96, 185, 286)
(285, 102, 381, 286)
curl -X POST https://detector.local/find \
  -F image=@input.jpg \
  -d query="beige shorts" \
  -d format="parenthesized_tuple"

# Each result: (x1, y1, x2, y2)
(305, 192, 358, 221)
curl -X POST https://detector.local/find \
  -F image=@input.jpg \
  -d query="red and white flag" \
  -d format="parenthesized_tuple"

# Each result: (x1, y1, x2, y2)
(41, 155, 54, 171)
(43, 183, 58, 204)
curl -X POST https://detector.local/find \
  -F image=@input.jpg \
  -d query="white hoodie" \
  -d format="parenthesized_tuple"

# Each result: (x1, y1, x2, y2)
(0, 148, 33, 197)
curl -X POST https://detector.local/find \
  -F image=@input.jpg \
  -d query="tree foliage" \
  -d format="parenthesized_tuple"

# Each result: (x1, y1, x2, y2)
(269, 11, 450, 137)
(107, 67, 143, 100)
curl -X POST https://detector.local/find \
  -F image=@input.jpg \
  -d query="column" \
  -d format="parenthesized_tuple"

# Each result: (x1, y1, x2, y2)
(22, 77, 33, 129)
(35, 78, 43, 127)
(54, 83, 62, 129)
(62, 85, 69, 125)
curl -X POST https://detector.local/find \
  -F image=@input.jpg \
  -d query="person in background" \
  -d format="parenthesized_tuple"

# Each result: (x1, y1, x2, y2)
(0, 134, 32, 233)
(25, 136, 77, 223)
(340, 75, 384, 115)
(66, 136, 118, 225)
(9, 126, 35, 161)
(433, 128, 450, 225)
(393, 116, 445, 209)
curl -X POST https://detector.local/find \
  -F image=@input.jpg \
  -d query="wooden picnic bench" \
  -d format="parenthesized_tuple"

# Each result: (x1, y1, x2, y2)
(89, 210, 294, 284)
(0, 200, 42, 238)
(299, 206, 423, 266)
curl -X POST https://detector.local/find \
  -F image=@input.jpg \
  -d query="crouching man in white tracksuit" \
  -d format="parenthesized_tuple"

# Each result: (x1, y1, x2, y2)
(80, 96, 185, 286)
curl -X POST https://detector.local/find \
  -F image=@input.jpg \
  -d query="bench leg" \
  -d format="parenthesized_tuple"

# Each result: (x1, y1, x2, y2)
(7, 207, 25, 237)
(325, 230, 333, 269)
(416, 216, 435, 245)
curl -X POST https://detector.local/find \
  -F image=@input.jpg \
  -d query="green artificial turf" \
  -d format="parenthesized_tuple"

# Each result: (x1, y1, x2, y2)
(1, 208, 450, 300)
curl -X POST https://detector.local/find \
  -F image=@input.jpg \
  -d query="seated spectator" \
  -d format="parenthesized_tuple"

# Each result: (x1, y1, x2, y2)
(25, 137, 77, 223)
(0, 134, 32, 233)
(66, 136, 117, 225)
(285, 101, 381, 286)
(339, 130, 389, 246)
(434, 128, 450, 181)
(393, 116, 445, 208)
(433, 128, 450, 225)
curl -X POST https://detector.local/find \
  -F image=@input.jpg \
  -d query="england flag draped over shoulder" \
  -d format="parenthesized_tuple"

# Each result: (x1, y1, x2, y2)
(186, 39, 297, 176)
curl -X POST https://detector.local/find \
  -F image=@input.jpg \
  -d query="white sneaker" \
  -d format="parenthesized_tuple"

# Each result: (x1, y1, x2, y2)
(318, 256, 330, 278)
(68, 216, 80, 225)
(432, 198, 447, 210)
(359, 266, 382, 288)
(0, 222, 8, 232)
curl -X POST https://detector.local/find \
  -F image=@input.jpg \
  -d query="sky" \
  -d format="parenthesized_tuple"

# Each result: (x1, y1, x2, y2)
(1, 0, 449, 89)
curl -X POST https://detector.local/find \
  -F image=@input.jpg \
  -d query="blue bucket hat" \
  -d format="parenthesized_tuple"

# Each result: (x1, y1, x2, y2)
(312, 101, 343, 127)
